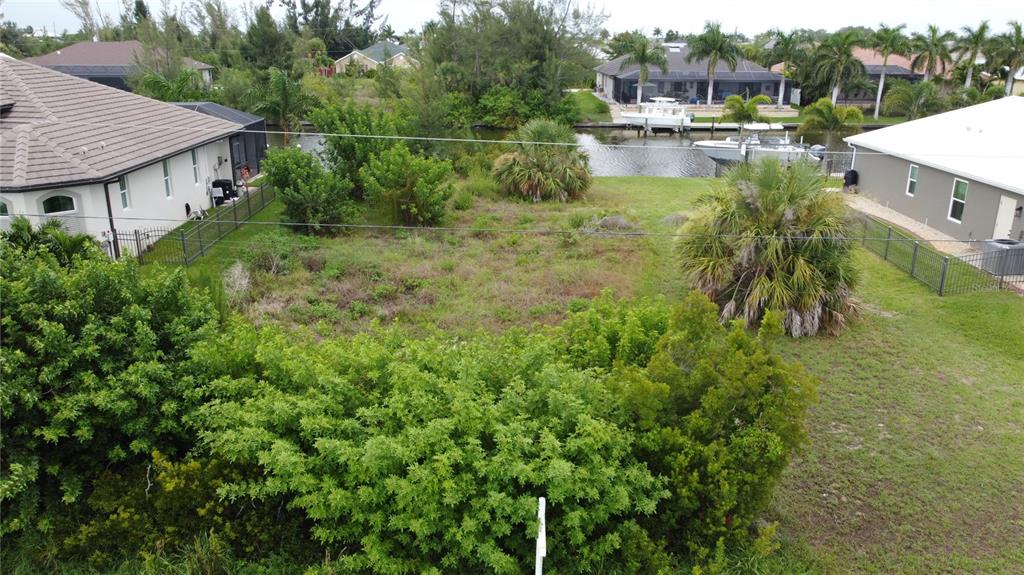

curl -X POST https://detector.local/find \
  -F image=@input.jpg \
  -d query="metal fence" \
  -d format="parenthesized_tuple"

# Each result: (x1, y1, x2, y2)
(860, 216, 1021, 295)
(111, 183, 276, 267)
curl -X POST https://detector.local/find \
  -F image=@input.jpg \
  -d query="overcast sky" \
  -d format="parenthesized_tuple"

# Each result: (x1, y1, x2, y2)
(2, 0, 1020, 37)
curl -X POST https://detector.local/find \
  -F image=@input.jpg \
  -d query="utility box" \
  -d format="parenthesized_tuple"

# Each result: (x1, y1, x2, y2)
(980, 239, 1024, 276)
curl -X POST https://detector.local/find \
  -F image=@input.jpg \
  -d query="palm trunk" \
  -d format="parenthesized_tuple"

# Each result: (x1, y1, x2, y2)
(1007, 73, 1016, 96)
(777, 71, 786, 109)
(636, 81, 643, 105)
(707, 74, 715, 106)
(964, 66, 974, 89)
(831, 85, 839, 105)
(874, 69, 887, 120)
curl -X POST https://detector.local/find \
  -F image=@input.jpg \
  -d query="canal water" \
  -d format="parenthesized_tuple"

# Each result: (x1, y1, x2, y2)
(269, 127, 838, 178)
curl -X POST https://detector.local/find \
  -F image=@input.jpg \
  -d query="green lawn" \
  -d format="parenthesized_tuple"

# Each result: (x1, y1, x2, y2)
(570, 89, 613, 123)
(160, 175, 1023, 573)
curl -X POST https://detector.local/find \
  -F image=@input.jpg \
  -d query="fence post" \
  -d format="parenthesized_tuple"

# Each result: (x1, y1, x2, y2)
(910, 241, 919, 276)
(883, 227, 892, 260)
(198, 227, 206, 257)
(233, 200, 239, 231)
(180, 229, 188, 266)
(134, 229, 144, 265)
(938, 257, 949, 296)
(216, 212, 222, 239)
(862, 219, 867, 246)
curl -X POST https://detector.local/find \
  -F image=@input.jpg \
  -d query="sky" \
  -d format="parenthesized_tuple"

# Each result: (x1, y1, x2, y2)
(2, 0, 1020, 37)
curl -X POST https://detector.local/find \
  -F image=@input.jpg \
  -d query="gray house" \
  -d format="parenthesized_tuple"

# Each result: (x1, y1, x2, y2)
(845, 96, 1024, 242)
(595, 43, 783, 104)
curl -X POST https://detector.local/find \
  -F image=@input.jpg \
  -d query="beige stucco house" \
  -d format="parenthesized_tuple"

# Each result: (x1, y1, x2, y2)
(333, 41, 415, 75)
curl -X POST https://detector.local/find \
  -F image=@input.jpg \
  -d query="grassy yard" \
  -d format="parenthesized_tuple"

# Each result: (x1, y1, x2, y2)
(162, 175, 1023, 573)
(571, 89, 613, 123)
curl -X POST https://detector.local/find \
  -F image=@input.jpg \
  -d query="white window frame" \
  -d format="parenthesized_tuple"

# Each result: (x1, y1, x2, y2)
(905, 164, 918, 197)
(119, 176, 131, 210)
(162, 160, 173, 198)
(948, 178, 968, 223)
(191, 149, 200, 184)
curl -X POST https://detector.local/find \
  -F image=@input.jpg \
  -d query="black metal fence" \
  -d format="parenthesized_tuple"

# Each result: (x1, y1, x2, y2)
(860, 216, 1022, 295)
(110, 183, 276, 266)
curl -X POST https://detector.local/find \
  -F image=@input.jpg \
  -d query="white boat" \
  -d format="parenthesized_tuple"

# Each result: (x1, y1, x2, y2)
(693, 124, 821, 164)
(621, 97, 692, 131)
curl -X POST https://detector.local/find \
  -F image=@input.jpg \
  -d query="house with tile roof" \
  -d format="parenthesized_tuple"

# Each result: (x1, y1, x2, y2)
(770, 47, 923, 107)
(333, 41, 415, 75)
(24, 40, 213, 91)
(0, 55, 247, 240)
(595, 44, 783, 104)
(845, 96, 1024, 242)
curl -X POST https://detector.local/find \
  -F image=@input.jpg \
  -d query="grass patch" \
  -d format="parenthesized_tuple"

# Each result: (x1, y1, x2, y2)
(570, 90, 612, 123)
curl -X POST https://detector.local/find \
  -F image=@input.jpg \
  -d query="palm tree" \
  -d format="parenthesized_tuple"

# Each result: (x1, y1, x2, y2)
(911, 25, 955, 81)
(676, 158, 859, 337)
(619, 36, 668, 105)
(796, 97, 864, 147)
(956, 21, 991, 89)
(721, 94, 772, 124)
(814, 30, 866, 104)
(991, 21, 1023, 95)
(250, 67, 308, 146)
(135, 68, 208, 102)
(770, 30, 807, 109)
(492, 119, 591, 202)
(2, 217, 99, 266)
(686, 22, 741, 105)
(870, 24, 911, 119)
(882, 80, 945, 119)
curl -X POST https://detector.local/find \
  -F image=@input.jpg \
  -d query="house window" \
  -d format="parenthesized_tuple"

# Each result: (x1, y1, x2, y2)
(948, 179, 968, 223)
(119, 176, 131, 209)
(191, 149, 199, 184)
(42, 195, 75, 214)
(162, 160, 172, 198)
(906, 165, 918, 196)
(0, 202, 8, 216)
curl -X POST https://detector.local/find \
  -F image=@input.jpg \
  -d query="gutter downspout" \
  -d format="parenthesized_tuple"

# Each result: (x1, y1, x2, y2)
(847, 142, 858, 170)
(102, 180, 120, 259)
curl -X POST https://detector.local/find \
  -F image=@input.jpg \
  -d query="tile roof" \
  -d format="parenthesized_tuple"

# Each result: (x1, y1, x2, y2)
(595, 46, 781, 82)
(24, 40, 213, 72)
(845, 96, 1024, 195)
(0, 55, 240, 192)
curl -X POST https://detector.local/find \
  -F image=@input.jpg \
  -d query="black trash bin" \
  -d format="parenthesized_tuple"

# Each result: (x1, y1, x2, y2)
(843, 169, 859, 189)
(211, 179, 235, 204)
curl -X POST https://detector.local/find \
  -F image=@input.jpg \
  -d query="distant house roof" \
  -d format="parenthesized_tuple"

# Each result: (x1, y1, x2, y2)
(596, 46, 781, 82)
(23, 40, 213, 78)
(172, 101, 264, 129)
(845, 96, 1024, 195)
(0, 55, 241, 192)
(345, 41, 409, 64)
(771, 48, 920, 78)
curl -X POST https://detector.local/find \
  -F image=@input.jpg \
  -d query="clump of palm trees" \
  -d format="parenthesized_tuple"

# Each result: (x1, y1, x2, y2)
(492, 119, 591, 202)
(676, 158, 859, 338)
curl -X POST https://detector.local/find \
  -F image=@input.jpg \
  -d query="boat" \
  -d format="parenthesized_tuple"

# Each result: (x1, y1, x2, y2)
(621, 97, 693, 132)
(692, 123, 821, 164)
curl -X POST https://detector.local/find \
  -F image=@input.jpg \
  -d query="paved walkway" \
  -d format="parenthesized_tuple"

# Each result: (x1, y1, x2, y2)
(844, 193, 980, 257)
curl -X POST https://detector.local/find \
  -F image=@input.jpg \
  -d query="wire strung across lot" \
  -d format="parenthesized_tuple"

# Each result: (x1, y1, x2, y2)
(22, 118, 1024, 158)
(12, 210, 980, 243)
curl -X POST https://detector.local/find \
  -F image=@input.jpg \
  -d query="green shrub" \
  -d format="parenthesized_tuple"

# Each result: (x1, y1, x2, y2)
(261, 147, 357, 233)
(310, 103, 407, 197)
(360, 144, 455, 226)
(451, 190, 474, 211)
(461, 167, 501, 198)
(243, 230, 305, 275)
(0, 247, 217, 539)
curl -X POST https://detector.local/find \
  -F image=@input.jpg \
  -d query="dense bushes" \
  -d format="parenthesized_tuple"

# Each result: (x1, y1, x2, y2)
(310, 102, 407, 197)
(261, 146, 357, 233)
(0, 246, 216, 537)
(2, 241, 815, 572)
(492, 119, 592, 202)
(360, 143, 455, 225)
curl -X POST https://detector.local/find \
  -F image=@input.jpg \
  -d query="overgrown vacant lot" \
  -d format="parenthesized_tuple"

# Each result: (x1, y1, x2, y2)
(187, 176, 711, 335)
(173, 176, 1023, 574)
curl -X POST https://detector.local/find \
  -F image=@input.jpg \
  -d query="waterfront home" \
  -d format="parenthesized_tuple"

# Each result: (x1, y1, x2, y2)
(595, 44, 782, 105)
(771, 47, 922, 107)
(0, 55, 247, 239)
(333, 41, 415, 75)
(845, 96, 1024, 242)
(24, 40, 214, 91)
